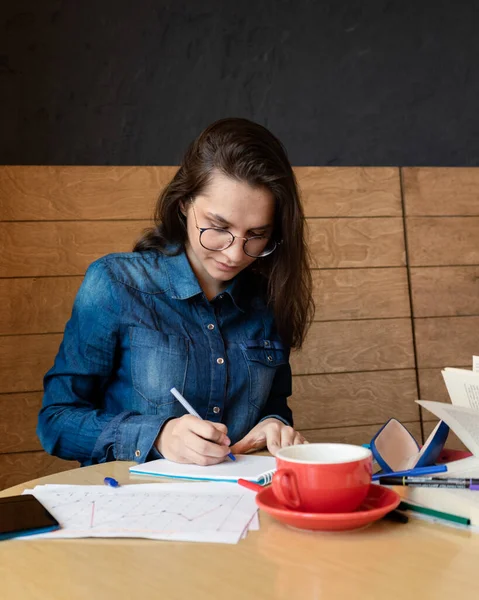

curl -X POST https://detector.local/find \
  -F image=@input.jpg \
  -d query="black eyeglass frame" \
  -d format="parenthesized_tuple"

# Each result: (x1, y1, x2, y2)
(190, 203, 280, 259)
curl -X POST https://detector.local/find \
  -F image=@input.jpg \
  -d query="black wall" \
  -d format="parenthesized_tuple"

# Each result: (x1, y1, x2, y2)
(2, 0, 479, 166)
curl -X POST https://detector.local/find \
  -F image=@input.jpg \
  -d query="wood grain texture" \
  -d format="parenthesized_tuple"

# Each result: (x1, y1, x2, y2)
(0, 392, 43, 453)
(4, 463, 479, 600)
(414, 316, 479, 368)
(418, 368, 452, 403)
(312, 267, 410, 321)
(0, 277, 81, 335)
(291, 319, 414, 375)
(403, 168, 479, 216)
(406, 217, 479, 266)
(0, 451, 78, 491)
(308, 218, 405, 268)
(0, 334, 62, 394)
(0, 218, 407, 276)
(298, 422, 422, 445)
(290, 370, 418, 430)
(0, 166, 400, 221)
(0, 166, 177, 221)
(410, 266, 479, 317)
(295, 167, 401, 217)
(0, 221, 146, 277)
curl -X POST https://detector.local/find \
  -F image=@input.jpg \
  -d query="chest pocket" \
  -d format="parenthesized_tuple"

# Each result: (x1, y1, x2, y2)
(241, 339, 288, 408)
(130, 327, 189, 408)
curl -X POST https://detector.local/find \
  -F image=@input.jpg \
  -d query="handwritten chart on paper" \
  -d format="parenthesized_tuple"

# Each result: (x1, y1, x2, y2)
(22, 483, 259, 544)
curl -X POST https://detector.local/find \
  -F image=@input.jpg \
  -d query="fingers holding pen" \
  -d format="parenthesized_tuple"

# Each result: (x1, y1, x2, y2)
(156, 415, 232, 465)
(184, 420, 232, 460)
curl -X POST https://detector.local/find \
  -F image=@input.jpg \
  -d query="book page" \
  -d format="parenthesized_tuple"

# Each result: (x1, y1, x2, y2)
(442, 369, 479, 409)
(438, 456, 479, 477)
(473, 356, 479, 373)
(417, 400, 479, 456)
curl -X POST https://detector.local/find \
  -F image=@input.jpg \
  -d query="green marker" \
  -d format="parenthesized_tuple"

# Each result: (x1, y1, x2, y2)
(398, 501, 470, 526)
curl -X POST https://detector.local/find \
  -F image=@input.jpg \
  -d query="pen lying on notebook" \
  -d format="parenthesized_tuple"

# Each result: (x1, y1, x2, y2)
(170, 387, 236, 461)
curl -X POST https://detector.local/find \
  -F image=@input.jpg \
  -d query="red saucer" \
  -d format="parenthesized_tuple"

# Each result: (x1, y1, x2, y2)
(256, 484, 400, 532)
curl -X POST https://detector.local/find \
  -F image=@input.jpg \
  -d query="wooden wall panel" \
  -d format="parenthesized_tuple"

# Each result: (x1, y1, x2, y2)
(0, 393, 43, 453)
(2, 165, 477, 489)
(312, 267, 410, 321)
(418, 368, 451, 403)
(410, 266, 479, 318)
(0, 166, 177, 221)
(291, 319, 414, 375)
(296, 167, 401, 217)
(406, 217, 479, 266)
(298, 422, 422, 446)
(308, 218, 405, 268)
(404, 166, 479, 457)
(0, 452, 78, 491)
(414, 316, 479, 368)
(290, 370, 418, 430)
(1, 166, 399, 221)
(0, 334, 62, 393)
(0, 277, 82, 335)
(403, 168, 479, 216)
(0, 221, 146, 277)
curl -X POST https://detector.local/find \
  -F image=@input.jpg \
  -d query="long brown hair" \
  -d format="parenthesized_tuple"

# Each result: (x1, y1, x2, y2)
(134, 118, 314, 348)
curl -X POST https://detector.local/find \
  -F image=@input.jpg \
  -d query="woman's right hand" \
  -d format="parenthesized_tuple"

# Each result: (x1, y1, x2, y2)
(155, 415, 232, 465)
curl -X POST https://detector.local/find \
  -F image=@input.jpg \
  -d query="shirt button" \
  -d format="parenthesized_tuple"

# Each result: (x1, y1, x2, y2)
(207, 324, 215, 330)
(216, 357, 224, 365)
(213, 406, 221, 414)
(267, 355, 273, 362)
(218, 294, 224, 299)
(135, 449, 141, 458)
(264, 340, 270, 347)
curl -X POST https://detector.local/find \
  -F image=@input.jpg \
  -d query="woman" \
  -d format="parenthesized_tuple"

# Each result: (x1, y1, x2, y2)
(37, 118, 314, 466)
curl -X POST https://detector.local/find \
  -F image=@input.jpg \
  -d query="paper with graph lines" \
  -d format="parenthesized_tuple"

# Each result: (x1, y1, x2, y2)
(21, 482, 259, 544)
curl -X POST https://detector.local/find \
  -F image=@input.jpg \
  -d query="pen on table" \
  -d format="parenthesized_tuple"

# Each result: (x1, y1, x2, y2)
(378, 476, 479, 490)
(170, 387, 236, 461)
(398, 501, 470, 526)
(371, 464, 447, 481)
(104, 477, 120, 488)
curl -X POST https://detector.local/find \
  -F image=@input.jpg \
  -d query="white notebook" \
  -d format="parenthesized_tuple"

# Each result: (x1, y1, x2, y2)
(129, 454, 276, 484)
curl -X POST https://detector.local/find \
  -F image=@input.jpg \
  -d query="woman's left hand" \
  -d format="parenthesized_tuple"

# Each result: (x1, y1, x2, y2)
(230, 418, 307, 456)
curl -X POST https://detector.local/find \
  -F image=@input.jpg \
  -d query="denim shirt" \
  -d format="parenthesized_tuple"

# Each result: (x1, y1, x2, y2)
(37, 249, 293, 466)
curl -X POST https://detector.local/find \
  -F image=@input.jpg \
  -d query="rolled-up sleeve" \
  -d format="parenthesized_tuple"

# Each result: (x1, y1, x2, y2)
(37, 260, 166, 465)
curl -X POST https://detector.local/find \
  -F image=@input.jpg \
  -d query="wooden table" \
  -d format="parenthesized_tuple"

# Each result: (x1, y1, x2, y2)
(1, 462, 479, 600)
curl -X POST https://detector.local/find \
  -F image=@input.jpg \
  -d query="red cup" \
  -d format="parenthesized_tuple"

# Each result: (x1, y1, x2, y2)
(272, 443, 372, 513)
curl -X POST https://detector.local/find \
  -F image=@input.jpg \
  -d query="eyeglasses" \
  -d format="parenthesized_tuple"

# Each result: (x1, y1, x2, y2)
(190, 204, 279, 258)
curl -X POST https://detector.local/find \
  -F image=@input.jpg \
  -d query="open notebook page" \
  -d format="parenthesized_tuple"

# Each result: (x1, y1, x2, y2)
(129, 454, 276, 483)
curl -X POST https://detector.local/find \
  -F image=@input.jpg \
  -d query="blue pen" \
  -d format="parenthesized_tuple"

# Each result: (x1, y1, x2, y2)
(372, 464, 447, 481)
(170, 387, 236, 461)
(104, 477, 120, 487)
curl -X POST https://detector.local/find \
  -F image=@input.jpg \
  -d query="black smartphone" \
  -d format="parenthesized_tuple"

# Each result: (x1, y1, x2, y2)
(0, 494, 60, 541)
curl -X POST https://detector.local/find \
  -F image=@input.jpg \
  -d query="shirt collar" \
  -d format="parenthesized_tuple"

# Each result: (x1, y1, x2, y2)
(163, 249, 247, 312)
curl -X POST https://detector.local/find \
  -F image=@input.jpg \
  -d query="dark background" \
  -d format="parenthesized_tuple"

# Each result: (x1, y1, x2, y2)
(2, 0, 479, 166)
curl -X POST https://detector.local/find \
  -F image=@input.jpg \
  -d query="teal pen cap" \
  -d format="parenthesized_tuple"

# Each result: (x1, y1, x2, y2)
(104, 477, 120, 488)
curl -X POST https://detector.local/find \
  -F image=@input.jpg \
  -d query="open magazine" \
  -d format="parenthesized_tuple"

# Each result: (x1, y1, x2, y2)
(418, 355, 479, 477)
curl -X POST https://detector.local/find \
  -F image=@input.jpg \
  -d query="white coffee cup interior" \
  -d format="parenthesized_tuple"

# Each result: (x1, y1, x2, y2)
(276, 443, 372, 464)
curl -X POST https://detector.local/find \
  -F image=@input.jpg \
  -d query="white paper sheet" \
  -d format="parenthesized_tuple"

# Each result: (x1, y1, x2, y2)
(417, 400, 479, 456)
(20, 482, 259, 544)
